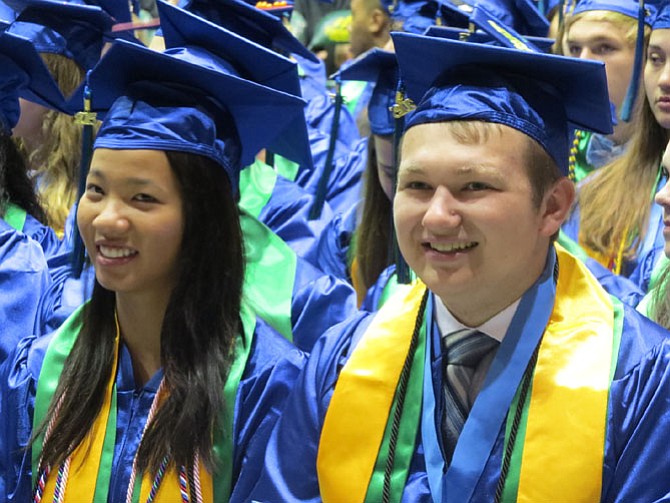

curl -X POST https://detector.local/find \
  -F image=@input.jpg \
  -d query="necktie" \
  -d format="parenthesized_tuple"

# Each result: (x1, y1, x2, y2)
(442, 328, 499, 463)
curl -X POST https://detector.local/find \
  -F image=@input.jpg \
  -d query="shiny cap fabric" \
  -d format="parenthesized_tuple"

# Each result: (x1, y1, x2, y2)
(178, 0, 319, 62)
(424, 25, 555, 52)
(0, 55, 27, 132)
(89, 2, 307, 191)
(393, 32, 612, 173)
(476, 0, 550, 36)
(335, 48, 397, 136)
(652, 1, 670, 28)
(160, 0, 311, 169)
(0, 30, 67, 114)
(572, 0, 653, 20)
(6, 0, 114, 70)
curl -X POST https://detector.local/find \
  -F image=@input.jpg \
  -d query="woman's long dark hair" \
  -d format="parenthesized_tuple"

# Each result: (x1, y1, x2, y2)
(0, 133, 48, 224)
(33, 150, 245, 475)
(355, 135, 393, 292)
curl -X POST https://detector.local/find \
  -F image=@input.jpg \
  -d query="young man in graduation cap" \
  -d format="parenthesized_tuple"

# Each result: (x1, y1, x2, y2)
(245, 31, 670, 502)
(562, 0, 653, 181)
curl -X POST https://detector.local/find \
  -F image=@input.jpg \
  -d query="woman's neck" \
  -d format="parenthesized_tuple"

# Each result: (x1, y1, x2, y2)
(115, 291, 170, 386)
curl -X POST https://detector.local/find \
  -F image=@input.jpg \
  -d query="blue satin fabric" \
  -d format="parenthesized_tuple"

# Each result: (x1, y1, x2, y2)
(408, 78, 568, 172)
(246, 280, 670, 502)
(0, 220, 51, 363)
(254, 171, 337, 260)
(20, 213, 66, 260)
(0, 316, 306, 502)
(562, 180, 665, 295)
(303, 203, 359, 284)
(294, 134, 367, 217)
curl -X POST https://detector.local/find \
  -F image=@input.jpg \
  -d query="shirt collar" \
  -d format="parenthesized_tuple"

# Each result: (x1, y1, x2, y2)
(434, 295, 521, 343)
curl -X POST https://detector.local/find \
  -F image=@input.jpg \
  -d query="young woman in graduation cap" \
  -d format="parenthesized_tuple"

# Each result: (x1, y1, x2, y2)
(0, 3, 308, 502)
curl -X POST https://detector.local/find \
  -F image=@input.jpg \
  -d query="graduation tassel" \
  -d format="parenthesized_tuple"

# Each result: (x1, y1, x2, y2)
(309, 76, 343, 220)
(70, 73, 96, 278)
(390, 83, 415, 285)
(620, 0, 646, 122)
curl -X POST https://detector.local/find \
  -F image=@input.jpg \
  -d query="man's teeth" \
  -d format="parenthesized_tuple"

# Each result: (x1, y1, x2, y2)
(430, 242, 476, 253)
(99, 246, 136, 258)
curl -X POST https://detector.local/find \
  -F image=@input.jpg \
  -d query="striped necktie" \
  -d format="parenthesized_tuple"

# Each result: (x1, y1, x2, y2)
(442, 328, 499, 464)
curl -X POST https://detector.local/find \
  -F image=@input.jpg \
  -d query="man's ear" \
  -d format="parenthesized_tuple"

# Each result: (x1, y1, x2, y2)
(539, 177, 575, 237)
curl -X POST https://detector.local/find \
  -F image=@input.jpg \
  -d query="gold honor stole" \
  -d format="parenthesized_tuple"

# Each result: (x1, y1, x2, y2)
(33, 303, 256, 502)
(317, 245, 620, 502)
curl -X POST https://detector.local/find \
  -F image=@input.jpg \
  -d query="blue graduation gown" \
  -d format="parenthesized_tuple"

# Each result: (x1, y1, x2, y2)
(294, 132, 367, 218)
(246, 292, 670, 502)
(0, 219, 51, 363)
(0, 317, 306, 502)
(19, 213, 64, 260)
(239, 160, 336, 260)
(302, 203, 359, 284)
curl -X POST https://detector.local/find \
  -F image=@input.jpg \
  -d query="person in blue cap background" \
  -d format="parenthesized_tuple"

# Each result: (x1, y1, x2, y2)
(562, 0, 668, 295)
(561, 0, 652, 181)
(244, 31, 670, 502)
(0, 34, 53, 363)
(4, 0, 122, 240)
(303, 47, 401, 305)
(0, 2, 310, 501)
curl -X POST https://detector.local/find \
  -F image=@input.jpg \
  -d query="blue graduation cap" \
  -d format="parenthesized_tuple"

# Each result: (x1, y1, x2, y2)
(6, 0, 144, 114)
(83, 0, 136, 23)
(88, 28, 307, 188)
(571, 0, 656, 121)
(475, 0, 550, 36)
(389, 0, 471, 34)
(159, 0, 311, 169)
(0, 0, 16, 24)
(0, 30, 69, 113)
(335, 48, 398, 136)
(424, 24, 555, 52)
(392, 32, 612, 174)
(6, 0, 114, 70)
(0, 56, 27, 133)
(652, 0, 670, 28)
(178, 0, 319, 63)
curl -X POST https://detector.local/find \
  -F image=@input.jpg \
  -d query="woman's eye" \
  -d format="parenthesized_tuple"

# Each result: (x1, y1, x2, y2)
(134, 193, 158, 203)
(85, 183, 103, 195)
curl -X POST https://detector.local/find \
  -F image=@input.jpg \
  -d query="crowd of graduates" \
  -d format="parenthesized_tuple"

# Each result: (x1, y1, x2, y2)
(2, 0, 670, 501)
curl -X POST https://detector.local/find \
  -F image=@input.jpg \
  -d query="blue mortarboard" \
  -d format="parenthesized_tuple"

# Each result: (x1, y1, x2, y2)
(178, 0, 319, 63)
(389, 0, 471, 34)
(0, 30, 69, 113)
(160, 0, 311, 169)
(392, 32, 612, 174)
(83, 0, 136, 23)
(0, 1, 16, 24)
(0, 56, 27, 133)
(571, 0, 656, 121)
(336, 48, 398, 135)
(424, 25, 555, 52)
(6, 0, 114, 70)
(652, 1, 670, 27)
(479, 0, 550, 37)
(88, 10, 307, 190)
